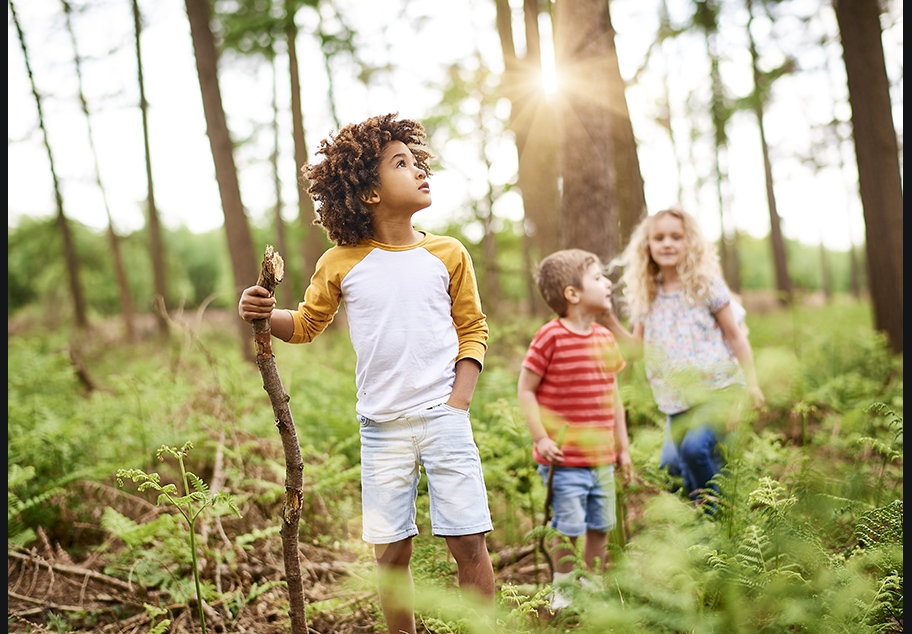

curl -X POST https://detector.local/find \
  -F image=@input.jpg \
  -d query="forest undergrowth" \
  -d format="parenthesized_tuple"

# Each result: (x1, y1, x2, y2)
(7, 296, 903, 633)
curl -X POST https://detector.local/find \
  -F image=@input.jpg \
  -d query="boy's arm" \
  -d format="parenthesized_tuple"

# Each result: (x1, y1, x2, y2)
(238, 285, 294, 342)
(716, 303, 764, 409)
(518, 367, 563, 464)
(613, 389, 633, 484)
(448, 358, 481, 411)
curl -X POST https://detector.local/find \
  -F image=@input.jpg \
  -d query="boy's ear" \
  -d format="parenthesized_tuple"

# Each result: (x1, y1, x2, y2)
(563, 285, 580, 305)
(360, 189, 380, 205)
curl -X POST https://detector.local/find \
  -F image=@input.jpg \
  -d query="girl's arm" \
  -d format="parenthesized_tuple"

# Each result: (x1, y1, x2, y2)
(517, 367, 563, 464)
(716, 303, 765, 409)
(600, 310, 645, 361)
(613, 389, 633, 484)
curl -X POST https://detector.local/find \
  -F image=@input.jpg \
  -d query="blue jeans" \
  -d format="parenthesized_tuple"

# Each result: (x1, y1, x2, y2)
(660, 391, 741, 501)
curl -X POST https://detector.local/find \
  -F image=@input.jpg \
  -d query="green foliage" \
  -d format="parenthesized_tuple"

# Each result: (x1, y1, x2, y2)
(7, 296, 902, 633)
(115, 442, 242, 633)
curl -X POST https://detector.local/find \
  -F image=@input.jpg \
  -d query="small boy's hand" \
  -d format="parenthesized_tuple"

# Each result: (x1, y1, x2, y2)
(618, 454, 634, 485)
(535, 437, 563, 465)
(238, 285, 276, 323)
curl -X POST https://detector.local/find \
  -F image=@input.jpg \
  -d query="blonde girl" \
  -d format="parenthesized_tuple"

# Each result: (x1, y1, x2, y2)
(603, 208, 764, 506)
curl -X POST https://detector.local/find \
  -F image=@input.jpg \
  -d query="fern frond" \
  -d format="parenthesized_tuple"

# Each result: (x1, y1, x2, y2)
(853, 500, 903, 550)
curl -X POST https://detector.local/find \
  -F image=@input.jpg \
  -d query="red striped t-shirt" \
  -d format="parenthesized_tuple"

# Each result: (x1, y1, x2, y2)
(522, 319, 626, 467)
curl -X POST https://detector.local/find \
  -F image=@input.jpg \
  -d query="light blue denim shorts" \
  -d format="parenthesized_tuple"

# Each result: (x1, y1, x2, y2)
(538, 464, 616, 537)
(359, 403, 494, 544)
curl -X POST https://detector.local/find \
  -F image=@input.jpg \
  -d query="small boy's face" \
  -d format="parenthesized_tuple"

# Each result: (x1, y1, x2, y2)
(571, 262, 613, 314)
(367, 140, 431, 214)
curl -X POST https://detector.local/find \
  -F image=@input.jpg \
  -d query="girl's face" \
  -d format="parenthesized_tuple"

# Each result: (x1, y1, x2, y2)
(648, 213, 687, 273)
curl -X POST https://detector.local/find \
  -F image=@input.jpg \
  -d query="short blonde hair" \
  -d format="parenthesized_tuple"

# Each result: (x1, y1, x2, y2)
(535, 249, 602, 317)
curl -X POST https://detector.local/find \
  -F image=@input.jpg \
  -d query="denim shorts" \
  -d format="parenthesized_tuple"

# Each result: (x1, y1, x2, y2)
(538, 464, 616, 537)
(359, 403, 493, 544)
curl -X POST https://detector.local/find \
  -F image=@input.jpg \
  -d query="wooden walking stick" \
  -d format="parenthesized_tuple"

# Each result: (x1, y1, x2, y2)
(539, 424, 569, 579)
(250, 245, 308, 634)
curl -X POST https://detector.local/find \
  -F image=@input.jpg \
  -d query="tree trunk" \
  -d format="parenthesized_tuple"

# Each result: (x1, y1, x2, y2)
(271, 58, 291, 309)
(833, 0, 903, 353)
(184, 0, 258, 356)
(251, 247, 309, 634)
(552, 0, 616, 262)
(603, 1, 647, 248)
(494, 0, 560, 315)
(746, 0, 791, 304)
(132, 0, 169, 336)
(63, 0, 136, 342)
(10, 0, 88, 331)
(285, 1, 325, 288)
(696, 0, 741, 293)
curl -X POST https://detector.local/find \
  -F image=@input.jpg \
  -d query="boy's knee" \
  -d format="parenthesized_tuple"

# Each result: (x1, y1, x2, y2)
(445, 533, 489, 563)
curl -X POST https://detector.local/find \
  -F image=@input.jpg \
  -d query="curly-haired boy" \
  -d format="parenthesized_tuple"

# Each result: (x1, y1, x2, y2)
(239, 113, 495, 633)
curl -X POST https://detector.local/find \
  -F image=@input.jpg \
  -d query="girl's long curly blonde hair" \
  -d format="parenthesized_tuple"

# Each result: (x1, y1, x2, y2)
(611, 208, 722, 320)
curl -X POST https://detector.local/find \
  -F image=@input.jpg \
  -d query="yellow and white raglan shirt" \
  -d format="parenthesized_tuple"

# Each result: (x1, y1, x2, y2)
(287, 232, 488, 423)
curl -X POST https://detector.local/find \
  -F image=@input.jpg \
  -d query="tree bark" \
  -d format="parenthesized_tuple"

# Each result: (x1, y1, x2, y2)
(63, 0, 136, 342)
(10, 0, 88, 331)
(132, 0, 169, 336)
(185, 0, 258, 357)
(746, 0, 791, 304)
(833, 0, 903, 353)
(552, 0, 616, 262)
(251, 246, 308, 634)
(285, 1, 326, 288)
(494, 0, 560, 315)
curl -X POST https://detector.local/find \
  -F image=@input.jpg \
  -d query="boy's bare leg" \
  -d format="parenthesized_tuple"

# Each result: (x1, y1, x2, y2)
(583, 529, 609, 570)
(444, 533, 495, 600)
(375, 537, 416, 634)
(551, 536, 578, 574)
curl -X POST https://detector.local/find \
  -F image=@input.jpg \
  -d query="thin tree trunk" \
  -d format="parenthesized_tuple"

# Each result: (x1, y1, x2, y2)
(285, 1, 325, 287)
(696, 0, 741, 292)
(10, 0, 88, 330)
(603, 0, 647, 248)
(132, 0, 169, 336)
(833, 0, 903, 353)
(184, 0, 258, 358)
(271, 56, 291, 308)
(746, 0, 791, 304)
(251, 247, 308, 634)
(62, 0, 136, 342)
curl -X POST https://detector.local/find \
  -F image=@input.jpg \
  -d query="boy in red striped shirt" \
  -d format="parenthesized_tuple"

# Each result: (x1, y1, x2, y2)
(517, 249, 632, 610)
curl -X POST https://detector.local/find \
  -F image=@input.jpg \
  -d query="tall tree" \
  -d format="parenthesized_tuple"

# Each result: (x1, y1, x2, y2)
(284, 0, 326, 287)
(493, 0, 560, 314)
(745, 0, 792, 304)
(10, 0, 88, 330)
(132, 0, 169, 336)
(833, 0, 903, 353)
(184, 0, 258, 353)
(62, 0, 136, 342)
(553, 0, 613, 258)
(693, 0, 741, 292)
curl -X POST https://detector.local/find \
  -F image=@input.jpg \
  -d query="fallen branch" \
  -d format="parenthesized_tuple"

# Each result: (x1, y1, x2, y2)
(249, 245, 308, 634)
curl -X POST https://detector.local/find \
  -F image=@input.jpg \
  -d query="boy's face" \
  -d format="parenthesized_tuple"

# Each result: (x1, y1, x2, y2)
(573, 261, 614, 314)
(368, 140, 431, 214)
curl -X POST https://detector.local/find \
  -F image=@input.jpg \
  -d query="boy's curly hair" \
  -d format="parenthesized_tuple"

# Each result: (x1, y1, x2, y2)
(301, 113, 433, 246)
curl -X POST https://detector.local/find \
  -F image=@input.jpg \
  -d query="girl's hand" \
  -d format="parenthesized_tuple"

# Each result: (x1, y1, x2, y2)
(748, 385, 765, 410)
(535, 437, 563, 465)
(238, 285, 276, 322)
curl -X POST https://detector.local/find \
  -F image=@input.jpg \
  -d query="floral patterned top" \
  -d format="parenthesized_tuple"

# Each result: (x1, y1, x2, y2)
(633, 277, 744, 415)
